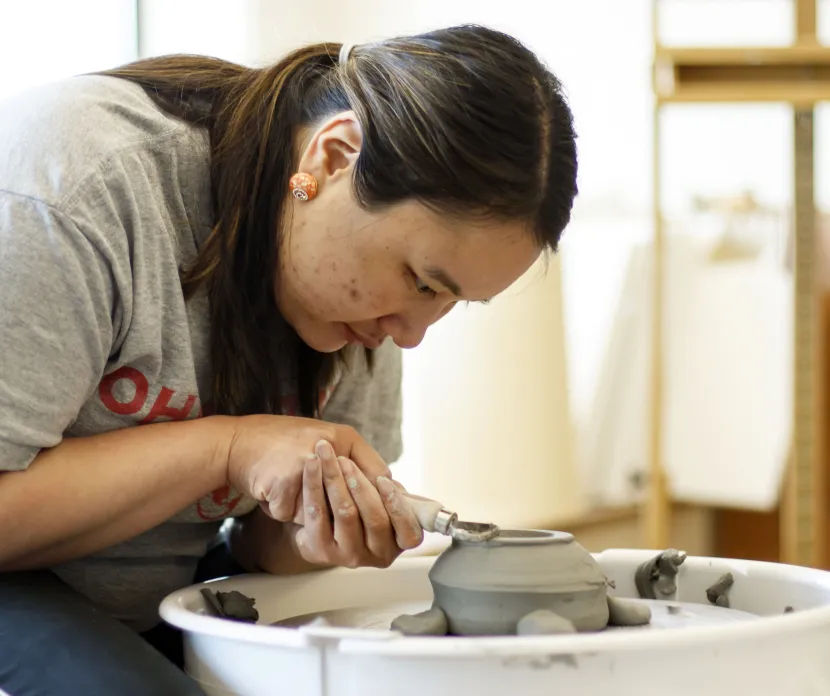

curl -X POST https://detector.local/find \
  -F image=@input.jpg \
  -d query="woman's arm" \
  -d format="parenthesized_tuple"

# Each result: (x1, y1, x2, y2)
(0, 416, 232, 571)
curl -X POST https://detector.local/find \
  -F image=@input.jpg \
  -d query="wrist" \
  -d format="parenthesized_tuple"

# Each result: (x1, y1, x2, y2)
(195, 414, 236, 489)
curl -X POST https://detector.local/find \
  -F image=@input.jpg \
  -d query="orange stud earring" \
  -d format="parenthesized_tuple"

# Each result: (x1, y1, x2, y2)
(289, 172, 318, 201)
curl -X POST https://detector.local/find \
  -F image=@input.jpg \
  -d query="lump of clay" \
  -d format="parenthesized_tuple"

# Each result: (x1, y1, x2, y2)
(390, 607, 448, 636)
(391, 529, 652, 637)
(635, 548, 687, 600)
(607, 595, 651, 626)
(201, 588, 259, 623)
(516, 609, 576, 635)
(705, 573, 734, 608)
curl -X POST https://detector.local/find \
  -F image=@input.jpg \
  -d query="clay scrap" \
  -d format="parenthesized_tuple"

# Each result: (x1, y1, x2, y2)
(705, 573, 734, 608)
(391, 529, 652, 637)
(201, 588, 259, 623)
(390, 607, 448, 636)
(635, 548, 687, 600)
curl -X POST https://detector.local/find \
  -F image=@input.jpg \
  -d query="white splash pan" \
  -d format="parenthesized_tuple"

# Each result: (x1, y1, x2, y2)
(160, 549, 830, 696)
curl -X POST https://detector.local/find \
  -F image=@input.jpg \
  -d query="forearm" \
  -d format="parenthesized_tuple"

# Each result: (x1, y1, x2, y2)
(228, 507, 331, 575)
(0, 415, 233, 571)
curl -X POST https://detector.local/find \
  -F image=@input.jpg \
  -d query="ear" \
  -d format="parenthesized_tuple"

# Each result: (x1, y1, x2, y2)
(297, 111, 362, 185)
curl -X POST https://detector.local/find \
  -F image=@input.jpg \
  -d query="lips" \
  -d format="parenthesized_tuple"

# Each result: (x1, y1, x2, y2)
(345, 324, 383, 349)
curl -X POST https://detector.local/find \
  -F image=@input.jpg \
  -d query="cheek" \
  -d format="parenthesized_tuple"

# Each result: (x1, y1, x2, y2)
(287, 233, 399, 319)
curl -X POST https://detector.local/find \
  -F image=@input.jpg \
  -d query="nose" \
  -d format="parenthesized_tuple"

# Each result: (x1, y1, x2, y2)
(380, 302, 456, 349)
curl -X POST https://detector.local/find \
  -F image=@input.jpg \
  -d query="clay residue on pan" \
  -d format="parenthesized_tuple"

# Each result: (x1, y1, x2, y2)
(705, 573, 734, 608)
(634, 549, 687, 600)
(201, 588, 259, 623)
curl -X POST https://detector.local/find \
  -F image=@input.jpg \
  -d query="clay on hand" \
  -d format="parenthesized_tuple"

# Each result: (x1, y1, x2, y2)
(201, 588, 260, 623)
(634, 548, 687, 600)
(705, 572, 734, 608)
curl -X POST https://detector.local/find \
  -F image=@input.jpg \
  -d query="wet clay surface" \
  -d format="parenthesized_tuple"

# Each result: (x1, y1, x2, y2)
(393, 530, 652, 636)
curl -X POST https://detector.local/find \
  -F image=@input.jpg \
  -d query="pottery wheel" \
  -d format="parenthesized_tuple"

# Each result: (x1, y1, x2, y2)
(272, 601, 430, 630)
(271, 599, 759, 632)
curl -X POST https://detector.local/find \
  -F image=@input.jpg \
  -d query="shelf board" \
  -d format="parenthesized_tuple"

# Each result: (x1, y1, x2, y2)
(655, 43, 830, 105)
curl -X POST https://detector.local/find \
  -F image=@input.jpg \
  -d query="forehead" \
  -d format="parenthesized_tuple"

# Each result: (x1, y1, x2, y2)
(389, 201, 541, 300)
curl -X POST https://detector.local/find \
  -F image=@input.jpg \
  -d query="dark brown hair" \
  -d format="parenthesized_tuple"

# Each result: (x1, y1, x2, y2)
(98, 24, 577, 418)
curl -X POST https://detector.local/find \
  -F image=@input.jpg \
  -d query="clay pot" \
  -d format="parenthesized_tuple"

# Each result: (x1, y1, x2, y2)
(429, 529, 611, 635)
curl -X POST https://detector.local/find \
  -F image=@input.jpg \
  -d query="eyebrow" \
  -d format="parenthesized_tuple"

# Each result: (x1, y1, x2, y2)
(424, 267, 462, 297)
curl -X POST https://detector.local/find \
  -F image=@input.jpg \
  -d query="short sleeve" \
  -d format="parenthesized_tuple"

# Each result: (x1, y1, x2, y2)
(0, 192, 114, 470)
(320, 339, 403, 464)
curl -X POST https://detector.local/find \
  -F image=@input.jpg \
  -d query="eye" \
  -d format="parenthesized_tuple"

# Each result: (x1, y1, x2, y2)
(412, 272, 437, 298)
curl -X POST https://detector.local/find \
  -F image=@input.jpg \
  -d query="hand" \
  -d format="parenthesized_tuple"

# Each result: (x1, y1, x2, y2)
(290, 441, 424, 568)
(222, 414, 393, 523)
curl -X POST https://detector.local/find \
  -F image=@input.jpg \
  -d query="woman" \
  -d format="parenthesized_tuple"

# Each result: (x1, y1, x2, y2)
(0, 24, 577, 695)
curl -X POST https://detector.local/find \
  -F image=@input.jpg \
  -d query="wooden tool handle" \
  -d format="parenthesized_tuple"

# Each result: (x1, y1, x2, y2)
(399, 492, 449, 533)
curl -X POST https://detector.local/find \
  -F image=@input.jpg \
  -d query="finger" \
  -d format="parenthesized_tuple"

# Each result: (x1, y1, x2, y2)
(346, 436, 393, 482)
(376, 476, 424, 551)
(316, 440, 364, 563)
(338, 456, 398, 566)
(294, 454, 332, 563)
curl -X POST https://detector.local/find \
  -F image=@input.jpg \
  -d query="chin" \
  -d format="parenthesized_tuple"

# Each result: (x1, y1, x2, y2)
(296, 325, 347, 353)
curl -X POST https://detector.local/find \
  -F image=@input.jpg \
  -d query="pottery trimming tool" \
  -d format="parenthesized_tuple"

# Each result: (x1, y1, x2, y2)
(400, 492, 500, 542)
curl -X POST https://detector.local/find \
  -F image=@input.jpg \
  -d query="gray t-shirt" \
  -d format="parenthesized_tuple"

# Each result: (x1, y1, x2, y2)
(0, 75, 402, 632)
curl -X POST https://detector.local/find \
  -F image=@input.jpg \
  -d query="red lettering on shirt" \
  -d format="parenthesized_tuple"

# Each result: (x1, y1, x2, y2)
(140, 387, 198, 424)
(98, 366, 149, 415)
(98, 365, 341, 523)
(196, 483, 243, 521)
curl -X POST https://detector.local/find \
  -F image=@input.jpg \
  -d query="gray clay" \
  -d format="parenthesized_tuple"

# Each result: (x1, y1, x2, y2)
(201, 588, 259, 623)
(391, 529, 652, 637)
(201, 588, 226, 617)
(607, 595, 651, 627)
(635, 549, 687, 600)
(516, 609, 576, 635)
(705, 573, 734, 608)
(390, 607, 448, 636)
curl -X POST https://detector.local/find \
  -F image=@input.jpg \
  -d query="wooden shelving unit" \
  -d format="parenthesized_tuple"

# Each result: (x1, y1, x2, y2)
(646, 0, 829, 567)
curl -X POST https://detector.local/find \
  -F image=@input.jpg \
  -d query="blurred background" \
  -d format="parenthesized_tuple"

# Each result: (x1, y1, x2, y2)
(3, 0, 830, 566)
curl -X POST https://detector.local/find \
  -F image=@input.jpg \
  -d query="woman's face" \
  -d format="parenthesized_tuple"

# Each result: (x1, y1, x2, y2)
(276, 113, 541, 353)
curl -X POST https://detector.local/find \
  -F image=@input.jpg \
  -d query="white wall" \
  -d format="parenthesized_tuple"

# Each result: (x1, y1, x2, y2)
(0, 0, 137, 100)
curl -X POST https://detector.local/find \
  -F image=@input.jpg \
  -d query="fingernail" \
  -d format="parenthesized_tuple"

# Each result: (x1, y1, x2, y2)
(315, 440, 335, 461)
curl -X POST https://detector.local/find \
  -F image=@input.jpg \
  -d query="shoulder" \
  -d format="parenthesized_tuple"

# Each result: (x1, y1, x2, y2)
(0, 75, 207, 210)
